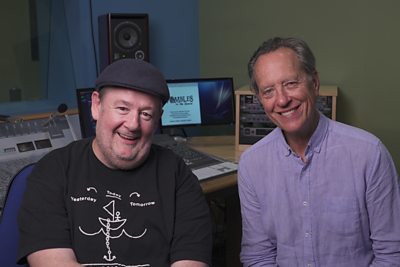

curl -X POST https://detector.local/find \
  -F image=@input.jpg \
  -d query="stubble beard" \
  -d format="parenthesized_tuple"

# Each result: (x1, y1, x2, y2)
(95, 137, 152, 170)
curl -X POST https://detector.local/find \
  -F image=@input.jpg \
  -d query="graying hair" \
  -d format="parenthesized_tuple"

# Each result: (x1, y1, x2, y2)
(248, 37, 316, 94)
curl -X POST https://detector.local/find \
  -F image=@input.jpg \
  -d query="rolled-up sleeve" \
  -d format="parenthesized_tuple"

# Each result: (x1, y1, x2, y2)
(238, 164, 278, 267)
(367, 142, 400, 266)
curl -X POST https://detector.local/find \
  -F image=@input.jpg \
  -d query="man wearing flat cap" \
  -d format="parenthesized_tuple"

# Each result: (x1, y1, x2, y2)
(17, 59, 212, 267)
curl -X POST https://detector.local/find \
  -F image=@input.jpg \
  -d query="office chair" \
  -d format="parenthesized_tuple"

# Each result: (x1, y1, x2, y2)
(0, 163, 34, 266)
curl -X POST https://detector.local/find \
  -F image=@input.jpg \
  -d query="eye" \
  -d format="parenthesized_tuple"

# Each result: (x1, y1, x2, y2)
(284, 80, 300, 89)
(116, 106, 129, 113)
(260, 87, 275, 99)
(140, 111, 153, 121)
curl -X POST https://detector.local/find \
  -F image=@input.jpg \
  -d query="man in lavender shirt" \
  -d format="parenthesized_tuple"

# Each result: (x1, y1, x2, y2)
(238, 37, 400, 266)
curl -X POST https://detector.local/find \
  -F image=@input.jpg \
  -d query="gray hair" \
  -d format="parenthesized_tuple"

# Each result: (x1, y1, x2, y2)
(248, 37, 316, 94)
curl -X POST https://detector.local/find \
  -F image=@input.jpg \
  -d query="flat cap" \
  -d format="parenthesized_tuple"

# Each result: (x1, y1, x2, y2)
(95, 59, 170, 105)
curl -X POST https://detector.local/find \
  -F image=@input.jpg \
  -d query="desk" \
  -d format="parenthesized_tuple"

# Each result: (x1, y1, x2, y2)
(186, 135, 241, 194)
(187, 135, 243, 267)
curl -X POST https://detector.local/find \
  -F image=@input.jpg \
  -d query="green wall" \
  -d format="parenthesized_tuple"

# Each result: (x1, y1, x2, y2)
(199, 0, 400, 172)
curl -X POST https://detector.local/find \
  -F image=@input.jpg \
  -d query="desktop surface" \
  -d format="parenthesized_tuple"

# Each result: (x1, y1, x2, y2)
(153, 134, 238, 182)
(185, 135, 240, 194)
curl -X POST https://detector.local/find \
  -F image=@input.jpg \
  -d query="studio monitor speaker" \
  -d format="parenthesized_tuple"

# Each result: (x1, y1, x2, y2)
(99, 13, 149, 72)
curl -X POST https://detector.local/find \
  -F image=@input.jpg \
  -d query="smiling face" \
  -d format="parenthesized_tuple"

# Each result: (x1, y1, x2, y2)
(253, 47, 320, 141)
(91, 87, 162, 170)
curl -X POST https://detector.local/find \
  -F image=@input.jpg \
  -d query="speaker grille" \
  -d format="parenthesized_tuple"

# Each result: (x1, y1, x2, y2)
(99, 13, 149, 72)
(114, 21, 141, 50)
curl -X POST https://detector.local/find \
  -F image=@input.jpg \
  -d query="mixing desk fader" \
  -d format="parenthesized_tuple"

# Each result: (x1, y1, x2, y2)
(0, 115, 77, 216)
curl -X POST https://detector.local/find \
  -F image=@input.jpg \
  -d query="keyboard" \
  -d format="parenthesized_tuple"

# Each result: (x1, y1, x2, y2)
(166, 142, 221, 169)
(153, 134, 238, 180)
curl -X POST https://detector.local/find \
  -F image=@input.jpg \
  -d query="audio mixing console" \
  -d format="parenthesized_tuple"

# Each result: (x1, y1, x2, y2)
(0, 115, 77, 217)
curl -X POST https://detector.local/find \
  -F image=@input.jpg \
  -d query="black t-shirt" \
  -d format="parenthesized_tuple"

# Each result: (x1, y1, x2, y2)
(18, 138, 212, 266)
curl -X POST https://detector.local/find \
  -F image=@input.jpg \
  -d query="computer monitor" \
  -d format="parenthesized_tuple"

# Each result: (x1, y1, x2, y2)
(162, 77, 235, 128)
(76, 88, 96, 138)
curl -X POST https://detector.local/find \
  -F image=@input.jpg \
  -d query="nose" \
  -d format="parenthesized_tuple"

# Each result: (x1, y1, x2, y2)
(124, 112, 140, 130)
(276, 86, 291, 107)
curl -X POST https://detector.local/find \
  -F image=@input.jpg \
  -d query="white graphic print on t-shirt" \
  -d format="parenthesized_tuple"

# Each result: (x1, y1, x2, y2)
(71, 187, 156, 266)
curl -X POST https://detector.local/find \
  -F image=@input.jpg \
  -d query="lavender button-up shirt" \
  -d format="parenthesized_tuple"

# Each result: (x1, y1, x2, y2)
(238, 114, 400, 267)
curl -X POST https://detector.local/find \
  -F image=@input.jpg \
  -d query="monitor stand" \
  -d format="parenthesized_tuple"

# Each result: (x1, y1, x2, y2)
(161, 127, 187, 138)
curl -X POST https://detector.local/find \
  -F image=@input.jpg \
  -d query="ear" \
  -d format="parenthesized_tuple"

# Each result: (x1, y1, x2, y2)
(91, 91, 101, 121)
(155, 108, 164, 127)
(152, 108, 163, 134)
(311, 71, 320, 97)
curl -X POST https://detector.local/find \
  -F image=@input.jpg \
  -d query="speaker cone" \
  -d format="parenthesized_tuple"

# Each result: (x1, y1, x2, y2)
(114, 21, 142, 51)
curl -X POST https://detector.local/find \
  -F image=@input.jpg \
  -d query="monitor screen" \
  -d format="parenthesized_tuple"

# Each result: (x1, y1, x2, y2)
(162, 77, 235, 127)
(76, 88, 96, 138)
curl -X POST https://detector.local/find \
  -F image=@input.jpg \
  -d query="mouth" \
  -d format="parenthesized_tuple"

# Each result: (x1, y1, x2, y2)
(118, 132, 140, 141)
(279, 106, 299, 117)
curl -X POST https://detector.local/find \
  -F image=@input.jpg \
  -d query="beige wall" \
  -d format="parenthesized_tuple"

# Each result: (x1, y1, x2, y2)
(1, 2, 41, 103)
(199, 0, 400, 172)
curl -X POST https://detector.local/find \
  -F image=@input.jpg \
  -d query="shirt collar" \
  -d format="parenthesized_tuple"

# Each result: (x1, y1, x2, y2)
(308, 112, 329, 154)
(278, 112, 329, 157)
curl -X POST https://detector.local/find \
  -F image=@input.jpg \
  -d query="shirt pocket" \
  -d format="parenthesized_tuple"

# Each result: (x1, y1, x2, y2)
(321, 197, 361, 236)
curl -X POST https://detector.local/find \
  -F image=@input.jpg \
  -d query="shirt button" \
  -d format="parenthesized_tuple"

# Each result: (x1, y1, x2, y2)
(307, 264, 312, 267)
(303, 201, 308, 206)
(305, 232, 311, 238)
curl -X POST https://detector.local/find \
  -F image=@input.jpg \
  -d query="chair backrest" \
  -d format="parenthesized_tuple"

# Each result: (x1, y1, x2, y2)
(0, 163, 34, 266)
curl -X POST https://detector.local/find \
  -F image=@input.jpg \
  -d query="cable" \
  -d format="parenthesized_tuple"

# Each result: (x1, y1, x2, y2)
(45, 0, 53, 99)
(89, 0, 99, 76)
(62, 0, 77, 91)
